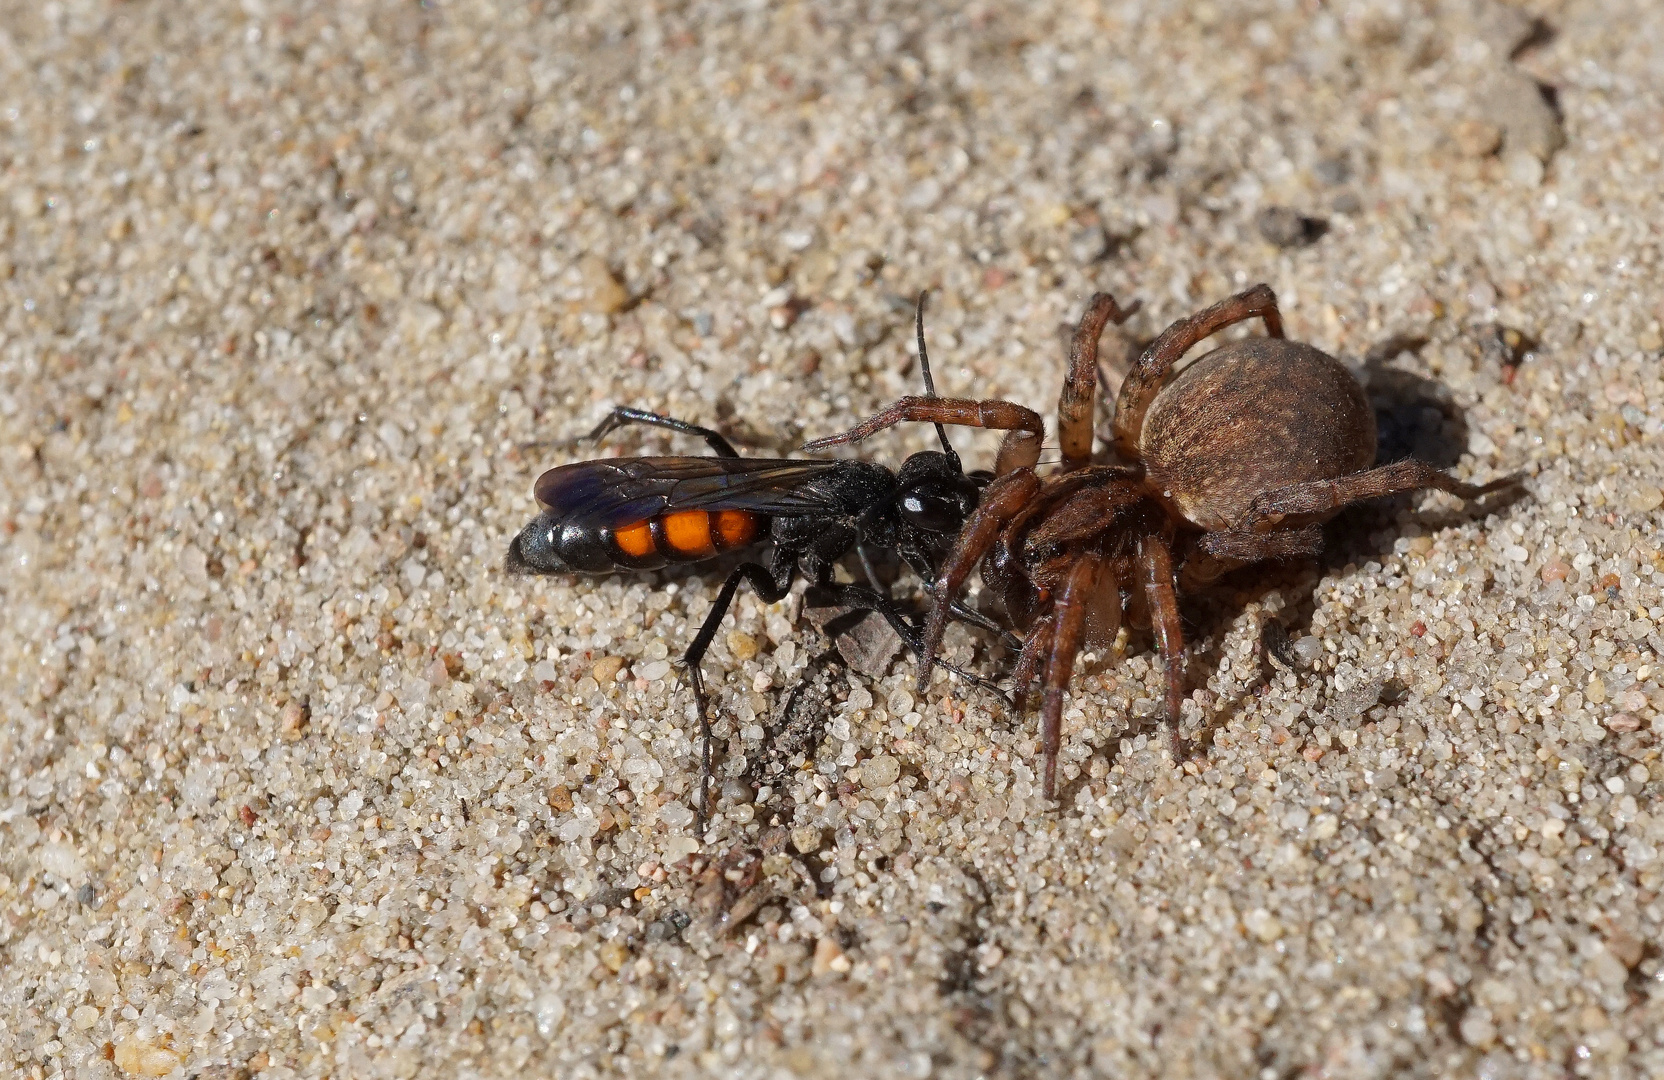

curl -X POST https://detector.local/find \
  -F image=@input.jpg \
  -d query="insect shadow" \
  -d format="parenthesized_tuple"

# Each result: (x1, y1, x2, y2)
(1365, 343, 1471, 471)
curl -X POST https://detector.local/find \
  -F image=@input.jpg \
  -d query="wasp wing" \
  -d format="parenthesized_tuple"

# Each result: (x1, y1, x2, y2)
(533, 456, 855, 530)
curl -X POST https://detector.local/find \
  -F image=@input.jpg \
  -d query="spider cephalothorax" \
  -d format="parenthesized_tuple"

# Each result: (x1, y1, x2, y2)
(807, 284, 1521, 799)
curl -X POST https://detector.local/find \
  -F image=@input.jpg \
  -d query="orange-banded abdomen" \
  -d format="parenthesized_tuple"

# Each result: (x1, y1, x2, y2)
(609, 509, 764, 567)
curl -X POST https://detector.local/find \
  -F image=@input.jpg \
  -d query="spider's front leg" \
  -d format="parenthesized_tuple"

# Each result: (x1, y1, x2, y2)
(1057, 292, 1141, 471)
(1009, 614, 1055, 717)
(915, 468, 1043, 693)
(1136, 533, 1186, 737)
(801, 396, 1046, 477)
(1037, 552, 1108, 801)
(1112, 284, 1284, 460)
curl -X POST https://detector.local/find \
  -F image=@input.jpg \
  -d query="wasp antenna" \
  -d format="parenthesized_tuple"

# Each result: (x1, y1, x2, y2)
(915, 290, 937, 395)
(915, 289, 960, 466)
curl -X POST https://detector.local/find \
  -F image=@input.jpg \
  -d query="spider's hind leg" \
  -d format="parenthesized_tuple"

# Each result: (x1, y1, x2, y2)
(1235, 459, 1522, 533)
(1180, 524, 1326, 590)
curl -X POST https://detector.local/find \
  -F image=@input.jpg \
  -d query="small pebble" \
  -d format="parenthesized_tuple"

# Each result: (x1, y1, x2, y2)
(575, 255, 628, 315)
(1627, 486, 1663, 514)
(813, 937, 850, 976)
(1460, 1008, 1497, 1048)
(861, 754, 901, 788)
(726, 631, 759, 662)
(1452, 118, 1503, 158)
(1290, 636, 1325, 666)
(113, 1037, 180, 1077)
(1243, 908, 1284, 942)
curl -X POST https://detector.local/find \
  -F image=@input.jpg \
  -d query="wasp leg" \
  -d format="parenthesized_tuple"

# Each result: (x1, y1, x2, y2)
(937, 593, 1022, 653)
(854, 541, 894, 601)
(817, 581, 1013, 708)
(581, 406, 741, 457)
(891, 538, 1022, 653)
(682, 559, 796, 835)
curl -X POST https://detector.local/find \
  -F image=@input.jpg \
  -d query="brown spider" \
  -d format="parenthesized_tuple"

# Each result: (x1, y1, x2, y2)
(806, 284, 1521, 799)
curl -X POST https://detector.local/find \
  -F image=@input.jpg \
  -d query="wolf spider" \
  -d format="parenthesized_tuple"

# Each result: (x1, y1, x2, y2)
(807, 284, 1521, 799)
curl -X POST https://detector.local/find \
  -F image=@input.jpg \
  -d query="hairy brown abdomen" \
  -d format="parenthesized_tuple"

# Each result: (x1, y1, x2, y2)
(1140, 338, 1376, 532)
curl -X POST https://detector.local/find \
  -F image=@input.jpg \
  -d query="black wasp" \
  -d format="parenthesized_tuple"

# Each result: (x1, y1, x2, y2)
(507, 294, 1043, 823)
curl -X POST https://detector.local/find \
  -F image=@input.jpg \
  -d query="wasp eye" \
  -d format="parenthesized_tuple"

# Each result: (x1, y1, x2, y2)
(899, 491, 965, 532)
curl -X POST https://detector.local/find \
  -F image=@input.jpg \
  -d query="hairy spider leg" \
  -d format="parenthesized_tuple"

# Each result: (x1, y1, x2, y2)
(802, 292, 1045, 474)
(1112, 284, 1285, 460)
(1182, 524, 1326, 590)
(867, 531, 1020, 650)
(1009, 613, 1055, 717)
(1056, 292, 1140, 471)
(801, 396, 1046, 478)
(1025, 475, 1147, 550)
(1038, 552, 1106, 800)
(1137, 533, 1186, 739)
(999, 469, 1110, 551)
(915, 469, 1043, 694)
(1235, 459, 1523, 533)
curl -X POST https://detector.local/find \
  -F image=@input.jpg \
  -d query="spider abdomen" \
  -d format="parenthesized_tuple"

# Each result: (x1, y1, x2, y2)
(1139, 337, 1376, 531)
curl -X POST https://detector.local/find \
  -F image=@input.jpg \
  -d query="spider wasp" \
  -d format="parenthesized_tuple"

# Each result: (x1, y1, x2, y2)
(507, 295, 1041, 824)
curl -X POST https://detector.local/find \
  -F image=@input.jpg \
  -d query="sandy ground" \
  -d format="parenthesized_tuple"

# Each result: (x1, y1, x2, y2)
(3, 0, 1663, 1077)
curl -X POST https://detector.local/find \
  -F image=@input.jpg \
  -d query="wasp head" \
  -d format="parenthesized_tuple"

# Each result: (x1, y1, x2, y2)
(893, 450, 979, 535)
